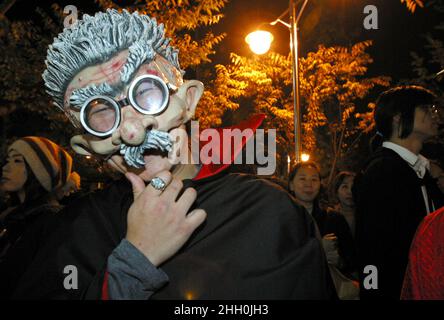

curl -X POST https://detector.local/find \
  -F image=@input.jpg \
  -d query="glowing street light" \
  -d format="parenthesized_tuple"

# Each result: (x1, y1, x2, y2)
(245, 0, 310, 163)
(301, 153, 310, 162)
(245, 30, 274, 55)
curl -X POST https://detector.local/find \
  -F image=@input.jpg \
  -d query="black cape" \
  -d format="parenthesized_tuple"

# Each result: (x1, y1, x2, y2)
(6, 172, 334, 299)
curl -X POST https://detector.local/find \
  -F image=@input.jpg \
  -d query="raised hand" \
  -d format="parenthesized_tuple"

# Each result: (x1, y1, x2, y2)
(125, 171, 207, 266)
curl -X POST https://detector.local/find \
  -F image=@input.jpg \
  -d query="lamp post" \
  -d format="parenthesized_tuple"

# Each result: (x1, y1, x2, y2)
(246, 0, 309, 163)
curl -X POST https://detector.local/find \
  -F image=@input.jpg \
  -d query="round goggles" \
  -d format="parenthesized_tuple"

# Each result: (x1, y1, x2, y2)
(79, 74, 178, 137)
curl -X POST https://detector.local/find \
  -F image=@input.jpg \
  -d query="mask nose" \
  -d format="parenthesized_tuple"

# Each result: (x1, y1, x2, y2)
(115, 107, 158, 146)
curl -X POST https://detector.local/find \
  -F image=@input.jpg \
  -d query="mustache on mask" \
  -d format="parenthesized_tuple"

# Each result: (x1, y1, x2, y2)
(119, 130, 173, 168)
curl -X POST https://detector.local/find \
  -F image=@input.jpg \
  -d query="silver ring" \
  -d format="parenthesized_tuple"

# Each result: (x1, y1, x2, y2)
(150, 177, 167, 191)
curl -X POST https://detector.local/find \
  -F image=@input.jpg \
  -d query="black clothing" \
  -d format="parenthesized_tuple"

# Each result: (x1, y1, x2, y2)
(0, 200, 61, 298)
(353, 147, 443, 300)
(0, 200, 61, 260)
(313, 207, 357, 279)
(6, 172, 334, 299)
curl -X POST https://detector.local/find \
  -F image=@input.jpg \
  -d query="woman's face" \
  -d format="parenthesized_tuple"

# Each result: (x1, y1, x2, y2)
(337, 175, 355, 208)
(0, 151, 28, 193)
(291, 166, 321, 206)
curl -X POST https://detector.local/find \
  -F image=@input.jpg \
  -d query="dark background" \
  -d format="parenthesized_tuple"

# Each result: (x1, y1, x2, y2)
(5, 0, 441, 82)
(3, 0, 443, 174)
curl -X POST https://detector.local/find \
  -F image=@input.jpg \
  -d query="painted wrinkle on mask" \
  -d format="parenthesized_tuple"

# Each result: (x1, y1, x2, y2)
(65, 52, 184, 168)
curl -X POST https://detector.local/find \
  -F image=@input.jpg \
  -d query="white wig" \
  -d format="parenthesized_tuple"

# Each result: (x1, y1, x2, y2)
(43, 9, 184, 111)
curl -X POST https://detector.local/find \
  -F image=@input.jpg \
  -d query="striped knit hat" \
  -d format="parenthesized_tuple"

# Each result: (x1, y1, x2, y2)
(8, 137, 79, 193)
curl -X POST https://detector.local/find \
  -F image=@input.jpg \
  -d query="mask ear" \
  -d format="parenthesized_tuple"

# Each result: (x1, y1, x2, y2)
(70, 135, 92, 156)
(179, 80, 204, 122)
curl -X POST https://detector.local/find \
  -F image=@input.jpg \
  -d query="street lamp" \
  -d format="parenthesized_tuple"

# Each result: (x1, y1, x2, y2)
(301, 153, 310, 162)
(245, 0, 309, 163)
(245, 30, 274, 55)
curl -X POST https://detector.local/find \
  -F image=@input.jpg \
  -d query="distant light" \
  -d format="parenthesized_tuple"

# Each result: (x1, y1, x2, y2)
(85, 155, 91, 160)
(245, 30, 274, 55)
(287, 155, 291, 163)
(184, 291, 195, 300)
(301, 153, 310, 162)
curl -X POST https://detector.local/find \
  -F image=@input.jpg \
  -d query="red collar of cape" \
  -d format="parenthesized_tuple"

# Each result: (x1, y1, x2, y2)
(192, 114, 265, 181)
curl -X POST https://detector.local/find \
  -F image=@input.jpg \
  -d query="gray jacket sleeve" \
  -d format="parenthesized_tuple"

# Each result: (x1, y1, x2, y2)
(107, 239, 169, 300)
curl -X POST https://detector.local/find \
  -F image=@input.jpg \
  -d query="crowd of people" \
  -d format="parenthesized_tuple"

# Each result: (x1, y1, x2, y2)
(0, 9, 443, 300)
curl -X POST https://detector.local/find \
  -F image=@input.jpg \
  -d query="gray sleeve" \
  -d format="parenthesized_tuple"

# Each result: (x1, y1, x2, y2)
(107, 239, 169, 300)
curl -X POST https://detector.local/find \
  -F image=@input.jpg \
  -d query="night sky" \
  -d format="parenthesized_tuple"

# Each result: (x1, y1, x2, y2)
(211, 0, 441, 82)
(5, 0, 440, 83)
(4, 0, 442, 148)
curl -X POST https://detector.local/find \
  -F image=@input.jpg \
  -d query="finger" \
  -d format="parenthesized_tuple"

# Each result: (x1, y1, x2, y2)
(125, 172, 146, 200)
(185, 209, 207, 232)
(161, 177, 184, 203)
(146, 171, 173, 197)
(176, 187, 197, 212)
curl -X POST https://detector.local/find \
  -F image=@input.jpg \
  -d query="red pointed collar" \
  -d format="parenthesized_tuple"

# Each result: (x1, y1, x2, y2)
(193, 114, 266, 181)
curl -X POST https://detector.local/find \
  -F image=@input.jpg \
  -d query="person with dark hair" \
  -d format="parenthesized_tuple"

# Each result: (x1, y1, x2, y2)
(353, 85, 442, 299)
(331, 172, 357, 235)
(289, 163, 344, 259)
(288, 162, 323, 215)
(289, 162, 338, 264)
(329, 172, 358, 278)
(0, 136, 80, 257)
(0, 136, 80, 296)
(289, 163, 358, 299)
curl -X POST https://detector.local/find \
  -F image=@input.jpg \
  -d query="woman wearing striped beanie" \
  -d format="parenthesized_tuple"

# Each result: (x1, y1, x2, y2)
(0, 136, 80, 260)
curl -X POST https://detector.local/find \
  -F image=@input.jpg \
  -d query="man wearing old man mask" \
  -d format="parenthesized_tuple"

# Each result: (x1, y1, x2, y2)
(4, 9, 334, 299)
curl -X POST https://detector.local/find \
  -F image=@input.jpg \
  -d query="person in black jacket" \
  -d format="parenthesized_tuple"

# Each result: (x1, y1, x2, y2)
(3, 9, 334, 300)
(0, 136, 80, 297)
(328, 171, 358, 280)
(353, 85, 442, 300)
(289, 163, 357, 281)
(288, 162, 337, 263)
